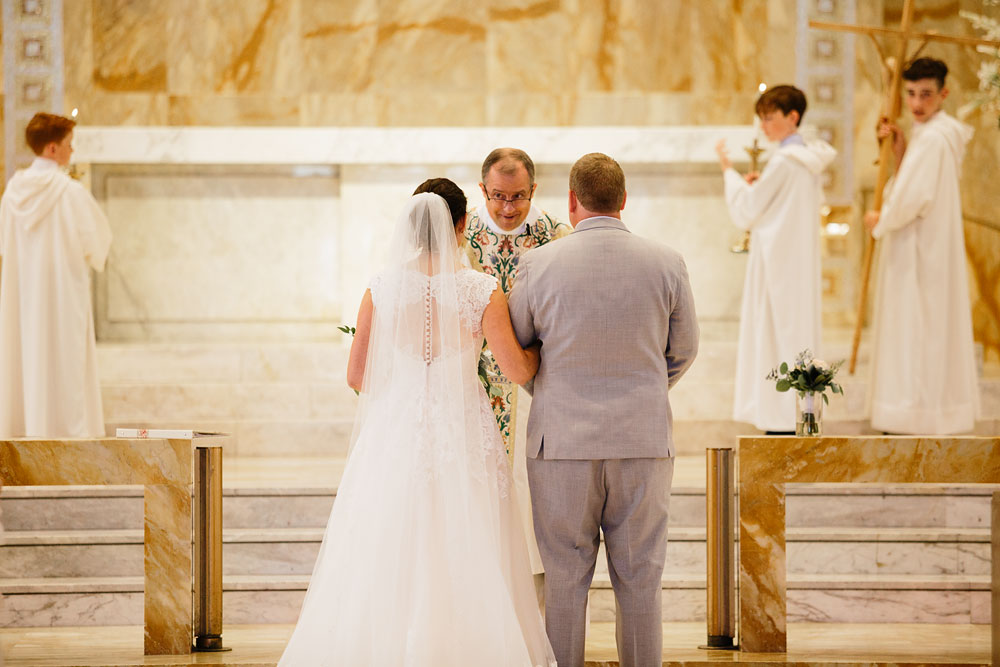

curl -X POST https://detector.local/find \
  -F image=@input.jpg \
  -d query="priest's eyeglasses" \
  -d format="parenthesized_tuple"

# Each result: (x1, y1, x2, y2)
(486, 192, 532, 206)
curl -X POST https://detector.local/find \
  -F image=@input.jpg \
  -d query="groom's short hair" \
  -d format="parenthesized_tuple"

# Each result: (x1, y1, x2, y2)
(570, 153, 625, 213)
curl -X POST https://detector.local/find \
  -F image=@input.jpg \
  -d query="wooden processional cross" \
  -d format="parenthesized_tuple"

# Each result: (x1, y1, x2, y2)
(811, 0, 1000, 374)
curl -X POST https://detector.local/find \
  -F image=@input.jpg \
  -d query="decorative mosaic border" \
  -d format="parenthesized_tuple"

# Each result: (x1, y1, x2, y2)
(4, 0, 64, 182)
(796, 0, 855, 206)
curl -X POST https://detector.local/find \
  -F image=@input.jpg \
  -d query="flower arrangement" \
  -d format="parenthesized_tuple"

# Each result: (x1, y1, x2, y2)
(767, 349, 844, 401)
(960, 1, 1000, 128)
(767, 349, 844, 435)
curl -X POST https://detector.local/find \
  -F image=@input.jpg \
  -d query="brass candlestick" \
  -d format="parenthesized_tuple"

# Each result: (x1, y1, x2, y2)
(730, 138, 766, 254)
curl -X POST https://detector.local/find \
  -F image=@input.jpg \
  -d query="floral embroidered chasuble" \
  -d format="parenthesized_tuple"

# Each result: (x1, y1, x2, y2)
(464, 204, 571, 454)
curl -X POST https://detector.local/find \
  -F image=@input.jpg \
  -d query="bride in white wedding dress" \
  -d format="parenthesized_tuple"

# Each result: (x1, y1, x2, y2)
(278, 188, 556, 666)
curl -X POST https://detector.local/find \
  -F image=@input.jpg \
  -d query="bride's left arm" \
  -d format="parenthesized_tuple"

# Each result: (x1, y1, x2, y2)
(482, 286, 540, 385)
(347, 290, 374, 392)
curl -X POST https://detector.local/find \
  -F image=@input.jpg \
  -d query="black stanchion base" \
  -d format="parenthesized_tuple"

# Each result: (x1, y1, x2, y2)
(698, 635, 739, 651)
(193, 634, 232, 652)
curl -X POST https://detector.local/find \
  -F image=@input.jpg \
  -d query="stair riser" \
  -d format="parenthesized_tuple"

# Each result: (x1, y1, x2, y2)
(3, 588, 988, 627)
(1, 493, 708, 531)
(4, 540, 990, 579)
(101, 384, 359, 422)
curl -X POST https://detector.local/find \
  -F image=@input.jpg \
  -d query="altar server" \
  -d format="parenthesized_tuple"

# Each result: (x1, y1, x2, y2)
(864, 58, 979, 434)
(0, 112, 112, 438)
(716, 85, 836, 433)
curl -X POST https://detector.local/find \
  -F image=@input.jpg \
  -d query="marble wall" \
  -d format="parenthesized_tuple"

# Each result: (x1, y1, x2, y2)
(39, 0, 1000, 349)
(62, 0, 797, 128)
(91, 165, 340, 341)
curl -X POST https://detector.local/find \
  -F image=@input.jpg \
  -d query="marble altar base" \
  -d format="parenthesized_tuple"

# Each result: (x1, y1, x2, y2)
(0, 438, 215, 655)
(738, 436, 1000, 653)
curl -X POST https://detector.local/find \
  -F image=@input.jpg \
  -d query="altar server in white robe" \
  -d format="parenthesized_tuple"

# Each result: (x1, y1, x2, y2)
(716, 85, 836, 433)
(864, 58, 979, 434)
(0, 112, 112, 438)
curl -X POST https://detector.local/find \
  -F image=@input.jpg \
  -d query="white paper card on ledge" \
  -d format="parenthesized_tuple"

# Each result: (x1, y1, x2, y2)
(115, 428, 224, 438)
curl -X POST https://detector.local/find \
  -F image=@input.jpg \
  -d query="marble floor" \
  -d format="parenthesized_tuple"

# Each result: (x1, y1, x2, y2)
(0, 622, 989, 665)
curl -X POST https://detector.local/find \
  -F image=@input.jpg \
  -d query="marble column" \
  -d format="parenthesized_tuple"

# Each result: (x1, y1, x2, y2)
(738, 436, 1000, 653)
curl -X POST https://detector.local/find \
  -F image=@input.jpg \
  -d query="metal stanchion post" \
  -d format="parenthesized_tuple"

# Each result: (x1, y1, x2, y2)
(700, 447, 738, 650)
(193, 445, 230, 652)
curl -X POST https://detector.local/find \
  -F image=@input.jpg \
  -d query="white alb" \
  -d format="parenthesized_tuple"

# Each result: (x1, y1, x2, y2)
(869, 111, 980, 434)
(0, 158, 112, 438)
(723, 137, 837, 431)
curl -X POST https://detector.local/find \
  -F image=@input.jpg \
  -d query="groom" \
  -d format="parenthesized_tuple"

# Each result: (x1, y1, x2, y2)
(509, 153, 699, 666)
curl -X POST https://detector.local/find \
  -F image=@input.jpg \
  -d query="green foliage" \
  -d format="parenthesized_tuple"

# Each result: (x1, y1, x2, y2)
(767, 349, 845, 399)
(337, 324, 356, 336)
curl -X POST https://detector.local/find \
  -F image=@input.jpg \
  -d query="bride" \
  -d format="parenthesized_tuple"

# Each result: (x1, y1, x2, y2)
(278, 186, 556, 666)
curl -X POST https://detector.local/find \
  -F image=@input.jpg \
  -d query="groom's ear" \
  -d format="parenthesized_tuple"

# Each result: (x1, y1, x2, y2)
(568, 190, 578, 213)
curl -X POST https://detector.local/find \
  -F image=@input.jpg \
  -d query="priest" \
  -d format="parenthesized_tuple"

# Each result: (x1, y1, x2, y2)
(864, 58, 980, 434)
(465, 147, 570, 574)
(0, 112, 112, 438)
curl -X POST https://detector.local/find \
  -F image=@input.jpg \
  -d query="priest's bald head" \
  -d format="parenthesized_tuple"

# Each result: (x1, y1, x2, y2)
(478, 148, 537, 232)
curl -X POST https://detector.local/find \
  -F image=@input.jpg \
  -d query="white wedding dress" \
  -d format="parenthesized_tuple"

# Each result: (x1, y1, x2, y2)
(278, 194, 555, 666)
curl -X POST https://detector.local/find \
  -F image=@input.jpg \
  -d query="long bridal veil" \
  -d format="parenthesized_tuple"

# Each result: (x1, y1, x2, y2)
(278, 193, 554, 666)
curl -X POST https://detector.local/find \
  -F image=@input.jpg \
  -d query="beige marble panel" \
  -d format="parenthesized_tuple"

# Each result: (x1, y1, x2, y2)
(65, 91, 169, 126)
(0, 438, 196, 655)
(300, 0, 377, 94)
(92, 0, 167, 92)
(559, 0, 692, 94)
(486, 92, 571, 126)
(370, 2, 487, 95)
(167, 95, 300, 126)
(564, 92, 693, 126)
(144, 483, 191, 654)
(166, 0, 302, 96)
(485, 0, 570, 96)
(738, 435, 1000, 653)
(0, 439, 190, 486)
(690, 0, 768, 96)
(62, 0, 92, 96)
(300, 93, 379, 125)
(374, 91, 486, 126)
(966, 222, 1000, 364)
(97, 168, 339, 338)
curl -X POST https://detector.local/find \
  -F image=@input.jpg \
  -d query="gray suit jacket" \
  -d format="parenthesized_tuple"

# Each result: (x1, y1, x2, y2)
(508, 216, 699, 460)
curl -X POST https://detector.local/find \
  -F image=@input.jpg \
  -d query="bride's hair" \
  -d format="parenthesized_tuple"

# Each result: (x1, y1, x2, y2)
(412, 178, 467, 227)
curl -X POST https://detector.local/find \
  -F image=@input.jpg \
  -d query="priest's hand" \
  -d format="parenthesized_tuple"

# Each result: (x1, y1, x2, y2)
(745, 172, 760, 185)
(715, 139, 732, 172)
(863, 210, 880, 234)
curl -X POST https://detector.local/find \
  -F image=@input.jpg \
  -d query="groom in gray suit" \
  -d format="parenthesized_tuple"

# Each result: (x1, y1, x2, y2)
(509, 153, 699, 666)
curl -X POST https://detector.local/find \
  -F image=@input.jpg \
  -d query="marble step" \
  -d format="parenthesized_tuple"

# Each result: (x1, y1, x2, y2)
(2, 526, 991, 579)
(96, 343, 351, 384)
(0, 486, 709, 531)
(0, 572, 989, 627)
(101, 383, 359, 422)
(5, 483, 998, 532)
(97, 377, 1000, 426)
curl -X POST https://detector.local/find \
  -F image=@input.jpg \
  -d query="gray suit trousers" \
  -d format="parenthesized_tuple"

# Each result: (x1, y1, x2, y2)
(527, 452, 673, 667)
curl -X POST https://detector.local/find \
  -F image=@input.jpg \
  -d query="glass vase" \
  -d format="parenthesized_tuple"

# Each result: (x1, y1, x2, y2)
(796, 391, 823, 436)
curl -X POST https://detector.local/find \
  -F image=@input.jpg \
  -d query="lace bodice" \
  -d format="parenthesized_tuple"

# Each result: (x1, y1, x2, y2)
(367, 267, 510, 498)
(370, 268, 497, 335)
